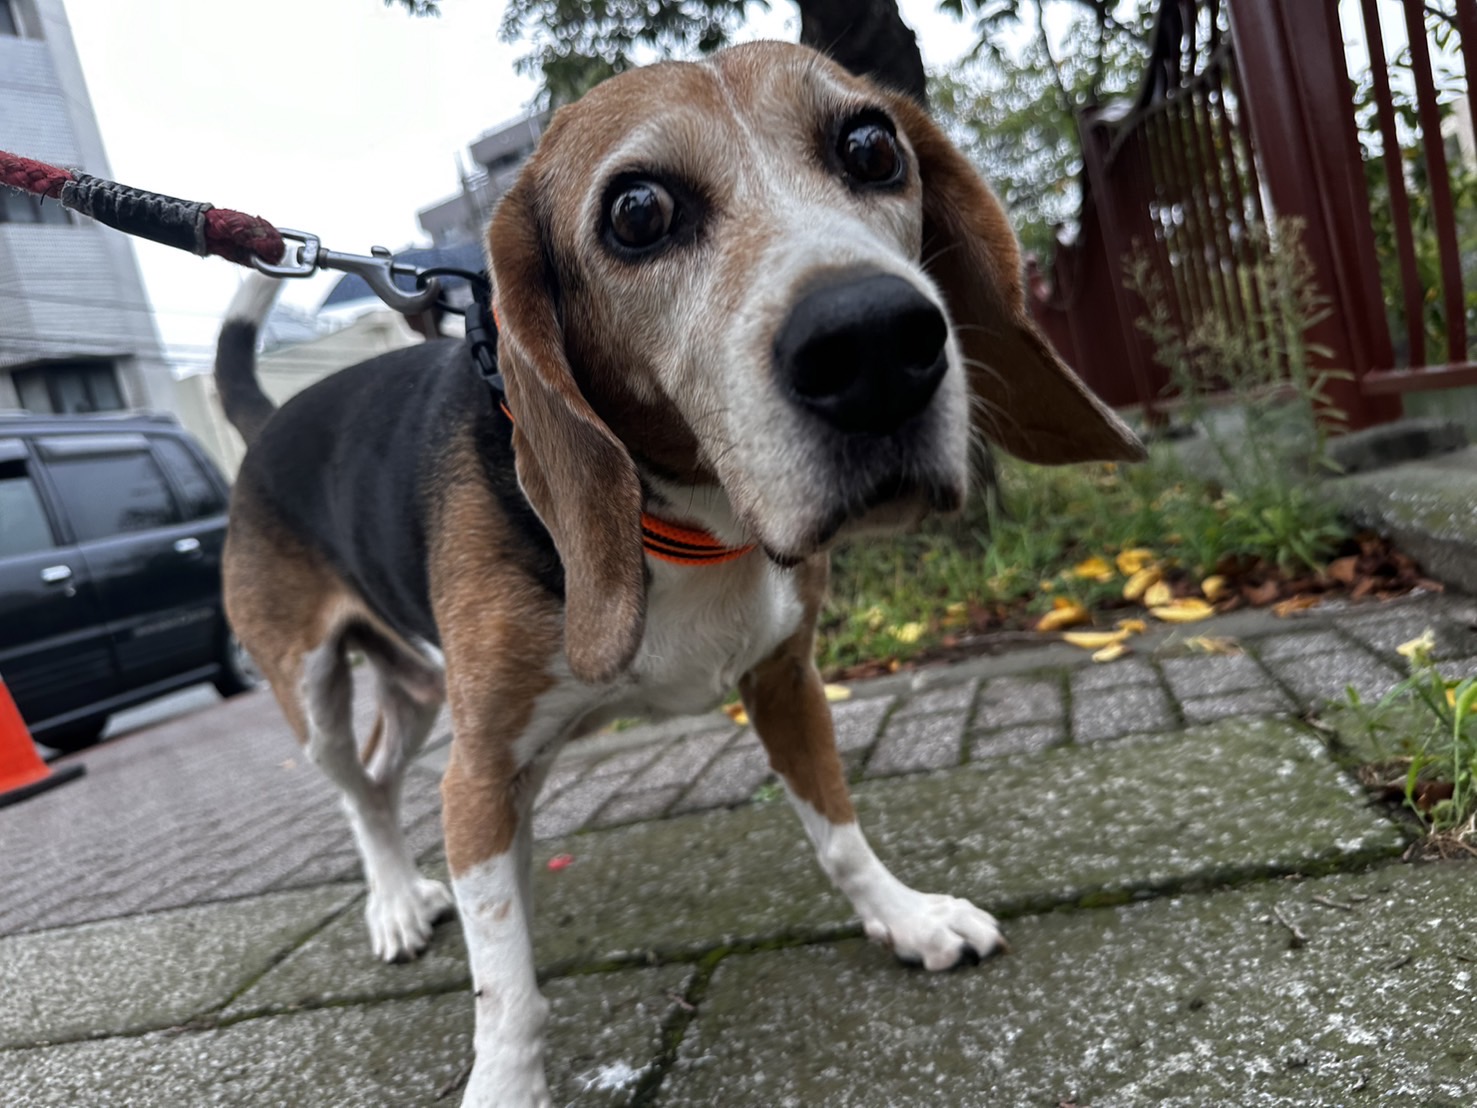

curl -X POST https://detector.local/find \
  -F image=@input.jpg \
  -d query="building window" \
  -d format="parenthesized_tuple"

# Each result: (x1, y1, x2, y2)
(0, 2, 19, 37)
(12, 362, 124, 414)
(0, 191, 71, 226)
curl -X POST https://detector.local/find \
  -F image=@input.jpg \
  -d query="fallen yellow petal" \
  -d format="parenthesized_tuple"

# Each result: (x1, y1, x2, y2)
(1396, 631, 1436, 659)
(1144, 580, 1174, 608)
(1062, 630, 1131, 649)
(1200, 575, 1228, 601)
(1037, 603, 1091, 632)
(1051, 595, 1077, 610)
(1116, 548, 1156, 576)
(1446, 686, 1457, 708)
(1122, 566, 1162, 602)
(945, 601, 967, 616)
(1150, 598, 1216, 623)
(1116, 618, 1148, 634)
(1092, 642, 1130, 663)
(1185, 635, 1242, 656)
(723, 703, 750, 726)
(893, 621, 926, 644)
(822, 684, 852, 702)
(1072, 556, 1115, 582)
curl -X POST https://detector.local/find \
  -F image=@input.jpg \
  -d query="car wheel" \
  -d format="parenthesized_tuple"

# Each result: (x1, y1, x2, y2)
(40, 716, 108, 754)
(214, 628, 261, 698)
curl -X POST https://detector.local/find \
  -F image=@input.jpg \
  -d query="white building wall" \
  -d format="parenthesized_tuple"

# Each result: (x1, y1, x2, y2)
(0, 0, 174, 413)
(176, 309, 429, 476)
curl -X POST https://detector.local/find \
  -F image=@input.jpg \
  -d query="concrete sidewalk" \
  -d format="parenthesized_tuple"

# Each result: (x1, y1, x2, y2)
(4, 592, 1476, 1105)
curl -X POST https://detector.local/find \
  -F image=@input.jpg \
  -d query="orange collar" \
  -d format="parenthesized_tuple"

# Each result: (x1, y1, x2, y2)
(497, 400, 754, 566)
(640, 514, 756, 566)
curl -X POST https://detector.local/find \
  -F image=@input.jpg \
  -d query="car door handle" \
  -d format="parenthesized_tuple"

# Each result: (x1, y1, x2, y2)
(174, 537, 202, 555)
(41, 564, 73, 584)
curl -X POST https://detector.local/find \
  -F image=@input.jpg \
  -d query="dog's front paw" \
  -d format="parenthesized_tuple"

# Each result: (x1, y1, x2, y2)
(366, 876, 456, 962)
(461, 1058, 551, 1108)
(862, 891, 1004, 971)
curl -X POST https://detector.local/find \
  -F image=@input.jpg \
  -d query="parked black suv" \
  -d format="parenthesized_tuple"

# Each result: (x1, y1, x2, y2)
(0, 411, 256, 751)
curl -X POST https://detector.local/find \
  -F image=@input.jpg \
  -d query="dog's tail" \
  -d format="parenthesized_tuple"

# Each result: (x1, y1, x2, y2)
(214, 273, 284, 448)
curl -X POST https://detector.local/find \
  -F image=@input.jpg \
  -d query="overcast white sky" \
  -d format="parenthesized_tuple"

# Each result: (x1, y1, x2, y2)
(57, 0, 976, 372)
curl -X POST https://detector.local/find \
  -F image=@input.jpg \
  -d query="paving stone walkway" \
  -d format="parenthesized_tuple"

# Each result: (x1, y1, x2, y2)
(3, 592, 1476, 1106)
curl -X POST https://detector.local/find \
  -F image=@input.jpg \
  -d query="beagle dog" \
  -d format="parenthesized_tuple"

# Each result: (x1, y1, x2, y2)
(215, 40, 1142, 1107)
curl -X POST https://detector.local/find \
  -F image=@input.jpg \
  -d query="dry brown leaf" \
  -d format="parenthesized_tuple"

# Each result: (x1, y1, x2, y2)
(1327, 555, 1359, 585)
(1272, 595, 1321, 618)
(1244, 580, 1280, 606)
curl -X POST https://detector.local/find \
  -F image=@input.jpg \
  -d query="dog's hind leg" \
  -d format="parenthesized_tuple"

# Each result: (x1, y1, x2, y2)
(301, 635, 452, 962)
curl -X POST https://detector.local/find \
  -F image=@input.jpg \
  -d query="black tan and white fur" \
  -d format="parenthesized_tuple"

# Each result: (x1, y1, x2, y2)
(215, 40, 1144, 1107)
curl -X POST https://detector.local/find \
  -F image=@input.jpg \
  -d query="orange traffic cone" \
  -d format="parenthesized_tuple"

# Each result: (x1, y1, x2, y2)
(0, 675, 84, 808)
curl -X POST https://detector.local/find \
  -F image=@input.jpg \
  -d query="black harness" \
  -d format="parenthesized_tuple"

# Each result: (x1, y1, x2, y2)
(416, 266, 505, 401)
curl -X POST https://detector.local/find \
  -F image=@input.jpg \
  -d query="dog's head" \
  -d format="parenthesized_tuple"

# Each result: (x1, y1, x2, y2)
(488, 40, 1144, 682)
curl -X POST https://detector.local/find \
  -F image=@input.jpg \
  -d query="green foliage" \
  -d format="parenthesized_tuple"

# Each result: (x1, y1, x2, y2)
(818, 445, 1347, 675)
(1337, 631, 1477, 840)
(500, 0, 762, 105)
(930, 2, 1153, 257)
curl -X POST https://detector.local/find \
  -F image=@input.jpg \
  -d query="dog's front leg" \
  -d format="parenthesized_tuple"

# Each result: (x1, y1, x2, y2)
(740, 615, 1004, 970)
(442, 731, 551, 1108)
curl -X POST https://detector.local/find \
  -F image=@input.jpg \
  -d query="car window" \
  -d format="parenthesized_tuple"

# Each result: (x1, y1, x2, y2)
(45, 449, 181, 542)
(0, 460, 56, 558)
(152, 436, 226, 520)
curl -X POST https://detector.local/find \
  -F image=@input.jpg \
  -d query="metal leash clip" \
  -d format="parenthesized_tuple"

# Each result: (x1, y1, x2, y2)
(249, 229, 441, 314)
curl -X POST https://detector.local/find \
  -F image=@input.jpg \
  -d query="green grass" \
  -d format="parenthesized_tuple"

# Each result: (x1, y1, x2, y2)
(817, 443, 1347, 676)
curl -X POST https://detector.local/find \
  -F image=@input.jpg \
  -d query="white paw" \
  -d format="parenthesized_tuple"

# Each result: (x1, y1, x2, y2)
(366, 877, 456, 962)
(461, 1060, 551, 1108)
(862, 892, 1005, 971)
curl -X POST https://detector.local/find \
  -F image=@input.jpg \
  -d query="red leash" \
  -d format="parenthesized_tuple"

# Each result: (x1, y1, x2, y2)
(1, 149, 285, 266)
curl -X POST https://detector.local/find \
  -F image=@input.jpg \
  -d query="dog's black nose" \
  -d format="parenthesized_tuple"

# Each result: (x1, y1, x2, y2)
(774, 273, 949, 435)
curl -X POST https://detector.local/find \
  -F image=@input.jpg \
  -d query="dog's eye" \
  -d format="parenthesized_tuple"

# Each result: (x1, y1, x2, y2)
(608, 182, 675, 250)
(837, 119, 901, 186)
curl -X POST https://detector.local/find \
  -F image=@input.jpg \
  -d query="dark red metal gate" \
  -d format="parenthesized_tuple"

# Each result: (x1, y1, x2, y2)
(1029, 0, 1477, 428)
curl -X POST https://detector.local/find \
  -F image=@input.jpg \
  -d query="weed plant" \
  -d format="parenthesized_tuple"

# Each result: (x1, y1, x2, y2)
(1338, 632, 1477, 843)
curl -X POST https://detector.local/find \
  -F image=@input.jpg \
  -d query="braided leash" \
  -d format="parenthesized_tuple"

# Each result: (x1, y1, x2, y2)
(1, 150, 285, 266)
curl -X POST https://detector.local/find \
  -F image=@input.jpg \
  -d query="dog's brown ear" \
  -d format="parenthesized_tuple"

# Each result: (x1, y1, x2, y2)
(487, 176, 646, 684)
(888, 96, 1146, 465)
